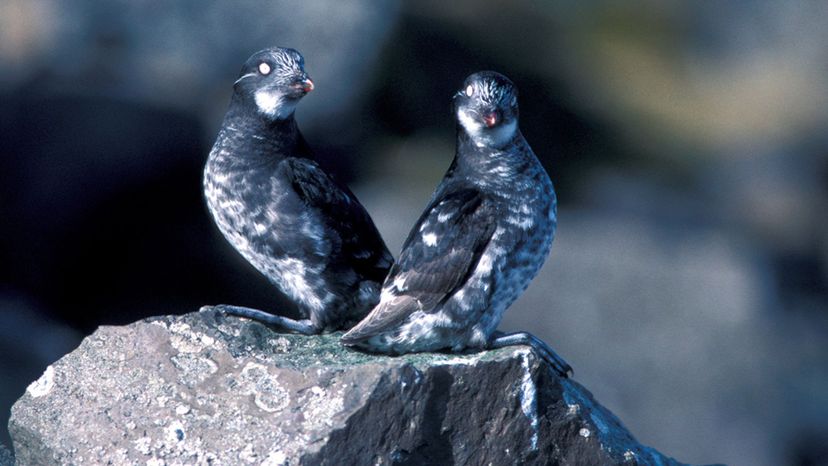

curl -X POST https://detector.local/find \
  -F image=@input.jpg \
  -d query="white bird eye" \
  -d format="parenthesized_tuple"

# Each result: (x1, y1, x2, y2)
(465, 85, 474, 97)
(258, 62, 271, 75)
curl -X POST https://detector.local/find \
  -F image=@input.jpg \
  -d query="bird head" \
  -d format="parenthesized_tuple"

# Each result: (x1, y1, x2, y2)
(454, 71, 519, 148)
(233, 47, 314, 120)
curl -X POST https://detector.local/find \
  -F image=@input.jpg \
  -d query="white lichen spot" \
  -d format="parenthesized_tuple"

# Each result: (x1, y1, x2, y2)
(422, 232, 437, 247)
(566, 404, 580, 416)
(240, 362, 289, 413)
(27, 365, 55, 398)
(261, 450, 288, 466)
(175, 404, 191, 415)
(218, 323, 242, 337)
(169, 322, 190, 333)
(165, 420, 186, 443)
(519, 351, 539, 450)
(579, 427, 591, 438)
(435, 353, 483, 366)
(170, 354, 218, 386)
(302, 385, 344, 431)
(239, 443, 257, 463)
(267, 336, 291, 352)
(149, 320, 168, 329)
(134, 436, 152, 455)
(169, 322, 215, 353)
(146, 459, 165, 466)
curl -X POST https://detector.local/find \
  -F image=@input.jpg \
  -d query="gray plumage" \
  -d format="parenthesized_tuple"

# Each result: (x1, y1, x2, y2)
(342, 71, 571, 376)
(202, 47, 392, 334)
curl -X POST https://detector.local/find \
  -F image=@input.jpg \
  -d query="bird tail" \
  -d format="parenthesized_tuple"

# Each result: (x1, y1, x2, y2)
(340, 294, 420, 346)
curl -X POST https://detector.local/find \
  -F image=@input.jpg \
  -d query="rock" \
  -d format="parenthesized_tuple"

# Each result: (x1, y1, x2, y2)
(9, 310, 684, 465)
(0, 443, 13, 466)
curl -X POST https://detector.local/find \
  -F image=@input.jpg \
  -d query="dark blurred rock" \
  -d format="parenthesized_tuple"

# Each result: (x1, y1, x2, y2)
(0, 295, 83, 450)
(0, 93, 246, 331)
(0, 443, 13, 466)
(0, 0, 401, 135)
(9, 309, 683, 465)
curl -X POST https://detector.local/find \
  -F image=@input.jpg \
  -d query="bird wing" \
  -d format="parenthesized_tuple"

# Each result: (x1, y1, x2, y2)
(283, 156, 392, 280)
(342, 188, 497, 342)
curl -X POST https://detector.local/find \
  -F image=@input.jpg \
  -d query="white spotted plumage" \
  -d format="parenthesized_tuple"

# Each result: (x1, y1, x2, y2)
(343, 71, 558, 358)
(203, 47, 392, 333)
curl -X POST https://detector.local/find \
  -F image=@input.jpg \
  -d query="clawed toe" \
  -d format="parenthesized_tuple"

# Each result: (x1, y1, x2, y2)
(489, 331, 573, 378)
(535, 348, 573, 378)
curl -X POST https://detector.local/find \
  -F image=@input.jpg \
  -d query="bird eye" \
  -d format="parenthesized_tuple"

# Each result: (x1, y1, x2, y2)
(258, 62, 271, 75)
(465, 85, 474, 97)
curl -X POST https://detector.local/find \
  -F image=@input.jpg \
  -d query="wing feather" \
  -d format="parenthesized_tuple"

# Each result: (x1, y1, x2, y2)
(283, 156, 392, 280)
(342, 188, 496, 342)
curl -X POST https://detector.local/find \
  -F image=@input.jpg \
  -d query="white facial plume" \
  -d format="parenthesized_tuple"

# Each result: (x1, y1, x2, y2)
(457, 107, 517, 148)
(254, 90, 298, 119)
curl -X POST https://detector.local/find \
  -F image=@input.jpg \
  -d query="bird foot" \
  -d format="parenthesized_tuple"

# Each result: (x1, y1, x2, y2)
(201, 304, 318, 335)
(489, 331, 573, 377)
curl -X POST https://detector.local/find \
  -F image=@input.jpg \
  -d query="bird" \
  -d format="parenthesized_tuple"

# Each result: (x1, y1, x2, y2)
(201, 47, 393, 334)
(341, 71, 571, 376)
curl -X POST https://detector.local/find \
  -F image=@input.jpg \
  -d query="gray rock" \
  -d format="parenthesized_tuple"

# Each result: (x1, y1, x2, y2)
(0, 443, 14, 466)
(10, 309, 684, 465)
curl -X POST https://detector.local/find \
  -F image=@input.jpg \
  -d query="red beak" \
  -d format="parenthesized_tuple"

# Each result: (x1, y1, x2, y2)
(302, 78, 314, 93)
(483, 111, 498, 128)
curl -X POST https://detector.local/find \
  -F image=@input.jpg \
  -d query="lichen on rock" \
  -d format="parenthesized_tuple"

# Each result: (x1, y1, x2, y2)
(9, 309, 687, 465)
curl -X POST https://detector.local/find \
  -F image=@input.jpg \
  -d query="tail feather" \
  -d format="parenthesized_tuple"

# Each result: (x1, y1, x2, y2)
(340, 294, 421, 345)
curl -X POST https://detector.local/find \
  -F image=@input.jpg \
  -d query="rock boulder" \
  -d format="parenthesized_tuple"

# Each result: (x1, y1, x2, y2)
(9, 309, 684, 465)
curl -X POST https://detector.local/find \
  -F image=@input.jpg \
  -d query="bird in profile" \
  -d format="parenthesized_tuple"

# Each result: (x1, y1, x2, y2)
(202, 47, 392, 334)
(342, 71, 571, 376)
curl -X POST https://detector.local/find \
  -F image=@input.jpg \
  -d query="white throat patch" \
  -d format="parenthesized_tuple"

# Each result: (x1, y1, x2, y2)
(254, 90, 297, 120)
(457, 108, 517, 148)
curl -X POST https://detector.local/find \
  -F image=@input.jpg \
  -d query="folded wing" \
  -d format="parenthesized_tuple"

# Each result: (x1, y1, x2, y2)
(342, 188, 496, 342)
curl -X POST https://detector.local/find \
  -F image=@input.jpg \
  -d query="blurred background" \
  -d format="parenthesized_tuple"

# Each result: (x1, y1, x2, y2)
(1, 1, 827, 464)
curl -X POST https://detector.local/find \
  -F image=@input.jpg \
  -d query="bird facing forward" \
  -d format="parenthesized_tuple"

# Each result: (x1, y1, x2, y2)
(202, 47, 392, 334)
(341, 71, 571, 376)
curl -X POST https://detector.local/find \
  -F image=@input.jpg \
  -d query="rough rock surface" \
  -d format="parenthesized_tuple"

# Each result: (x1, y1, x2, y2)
(10, 310, 684, 465)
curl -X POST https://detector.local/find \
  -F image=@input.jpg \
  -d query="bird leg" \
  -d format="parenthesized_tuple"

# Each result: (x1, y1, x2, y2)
(200, 304, 318, 335)
(489, 331, 573, 377)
